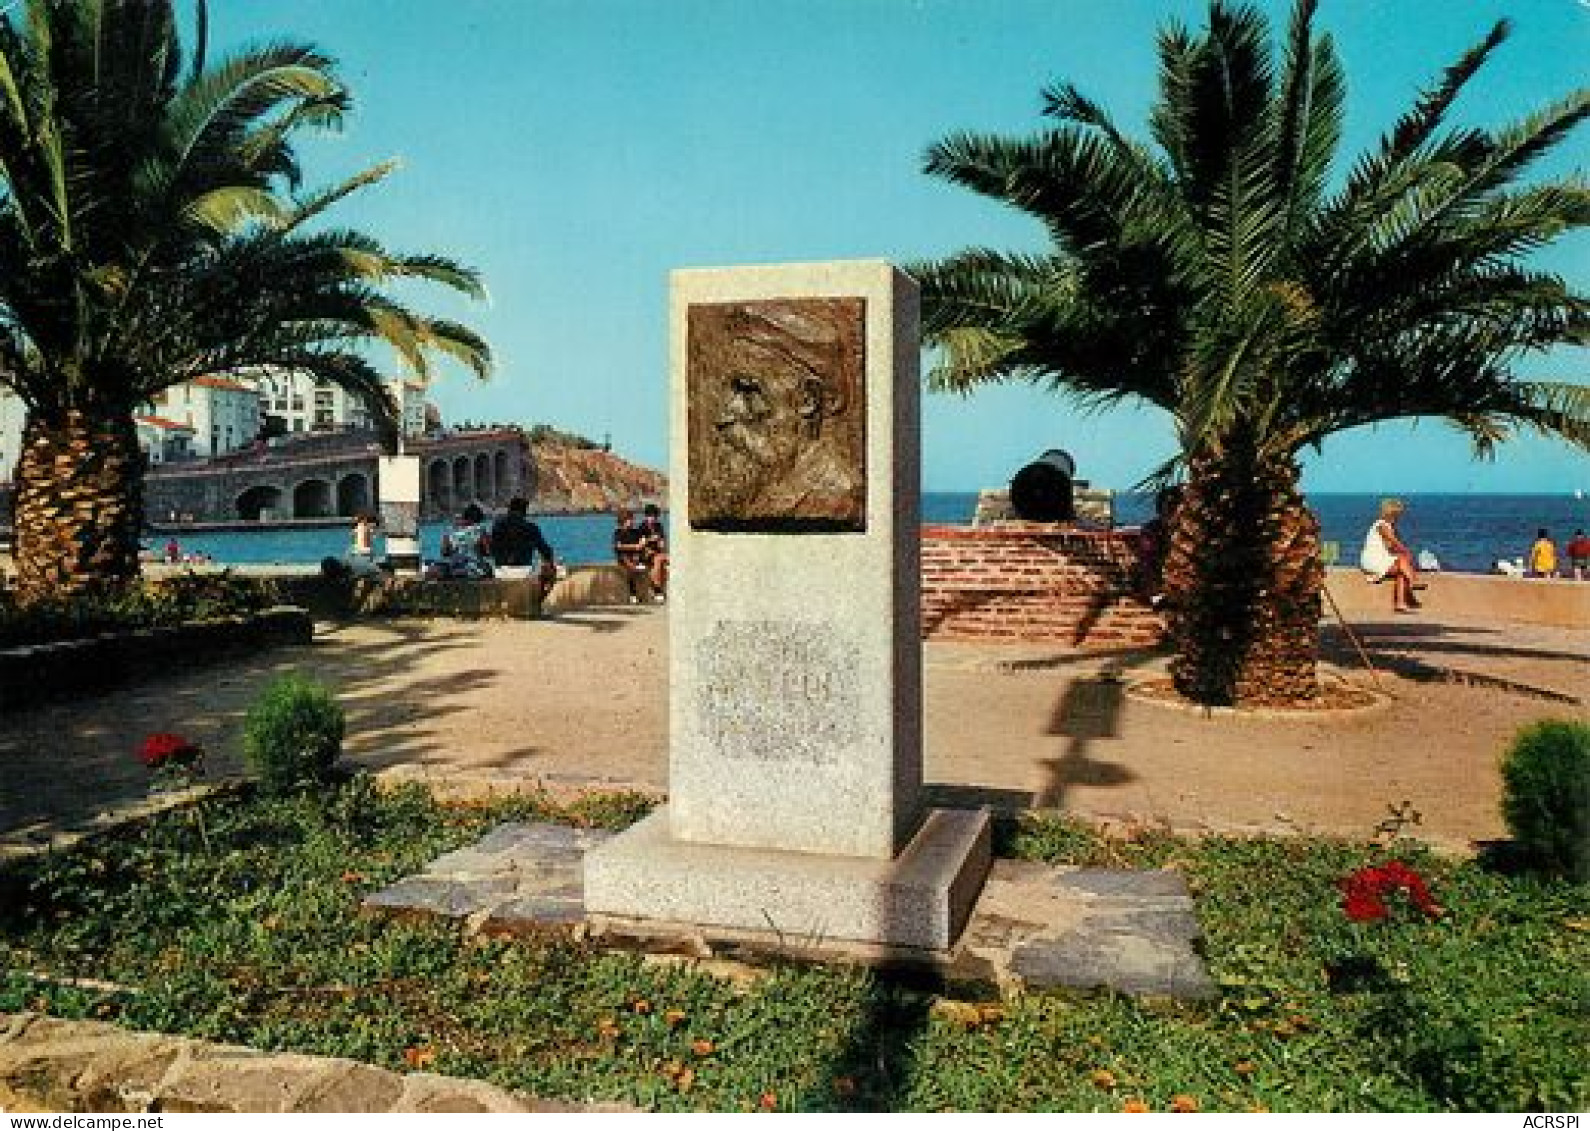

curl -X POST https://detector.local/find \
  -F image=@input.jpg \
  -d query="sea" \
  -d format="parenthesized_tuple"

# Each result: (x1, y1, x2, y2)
(155, 492, 1589, 576)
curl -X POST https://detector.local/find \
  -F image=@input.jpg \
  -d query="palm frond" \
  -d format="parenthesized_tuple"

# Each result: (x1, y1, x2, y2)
(280, 159, 397, 231)
(181, 184, 286, 233)
(1381, 19, 1509, 166)
(1273, 1, 1343, 245)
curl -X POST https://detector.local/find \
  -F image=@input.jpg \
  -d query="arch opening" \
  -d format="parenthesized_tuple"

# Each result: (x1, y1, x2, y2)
(293, 478, 333, 518)
(236, 484, 285, 522)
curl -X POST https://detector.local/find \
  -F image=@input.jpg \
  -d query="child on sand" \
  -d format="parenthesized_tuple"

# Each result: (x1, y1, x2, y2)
(1527, 529, 1558, 578)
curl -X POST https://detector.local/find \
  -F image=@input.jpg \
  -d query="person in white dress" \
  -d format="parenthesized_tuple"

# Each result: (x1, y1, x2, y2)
(1360, 498, 1424, 613)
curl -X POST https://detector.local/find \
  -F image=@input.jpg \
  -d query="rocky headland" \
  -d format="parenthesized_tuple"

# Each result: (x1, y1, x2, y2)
(529, 438, 666, 514)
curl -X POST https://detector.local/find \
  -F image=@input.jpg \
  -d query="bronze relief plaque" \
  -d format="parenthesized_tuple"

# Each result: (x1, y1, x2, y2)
(687, 297, 866, 531)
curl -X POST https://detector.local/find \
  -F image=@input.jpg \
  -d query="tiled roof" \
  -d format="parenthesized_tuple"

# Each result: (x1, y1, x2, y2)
(135, 415, 195, 432)
(191, 375, 258, 393)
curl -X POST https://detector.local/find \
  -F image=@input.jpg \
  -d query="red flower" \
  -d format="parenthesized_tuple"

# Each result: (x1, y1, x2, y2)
(138, 732, 203, 771)
(1338, 860, 1441, 922)
(1342, 888, 1387, 922)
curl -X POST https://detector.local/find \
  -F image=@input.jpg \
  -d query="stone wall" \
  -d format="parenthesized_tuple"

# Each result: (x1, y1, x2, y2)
(0, 1012, 625, 1113)
(1323, 566, 1590, 630)
(921, 524, 1165, 648)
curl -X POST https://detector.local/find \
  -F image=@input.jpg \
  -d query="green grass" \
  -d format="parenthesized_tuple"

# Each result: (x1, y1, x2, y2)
(1, 781, 1585, 1112)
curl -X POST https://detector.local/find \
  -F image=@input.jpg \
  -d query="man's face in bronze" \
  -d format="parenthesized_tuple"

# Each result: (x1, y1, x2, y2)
(712, 370, 805, 492)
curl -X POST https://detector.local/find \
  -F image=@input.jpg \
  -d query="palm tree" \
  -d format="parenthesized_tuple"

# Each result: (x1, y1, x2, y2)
(914, 0, 1589, 706)
(0, 0, 491, 602)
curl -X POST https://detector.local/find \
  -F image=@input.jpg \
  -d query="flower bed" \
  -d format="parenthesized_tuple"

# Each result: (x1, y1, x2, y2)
(0, 781, 1582, 1112)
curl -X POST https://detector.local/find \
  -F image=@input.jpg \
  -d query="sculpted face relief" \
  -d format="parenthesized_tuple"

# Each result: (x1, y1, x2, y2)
(686, 297, 867, 531)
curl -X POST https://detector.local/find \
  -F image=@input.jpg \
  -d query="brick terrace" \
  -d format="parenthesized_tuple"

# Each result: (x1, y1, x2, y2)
(921, 523, 1165, 648)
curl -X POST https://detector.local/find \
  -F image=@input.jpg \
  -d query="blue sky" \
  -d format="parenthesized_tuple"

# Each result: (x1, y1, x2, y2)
(212, 0, 1588, 493)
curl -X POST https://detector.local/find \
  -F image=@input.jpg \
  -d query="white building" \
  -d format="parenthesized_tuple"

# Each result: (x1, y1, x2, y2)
(398, 380, 430, 439)
(134, 415, 197, 465)
(249, 366, 373, 435)
(148, 376, 261, 459)
(0, 387, 24, 484)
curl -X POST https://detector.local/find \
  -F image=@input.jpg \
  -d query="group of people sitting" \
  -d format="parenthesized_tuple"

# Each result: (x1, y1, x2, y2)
(430, 498, 672, 605)
(430, 496, 560, 596)
(612, 504, 669, 603)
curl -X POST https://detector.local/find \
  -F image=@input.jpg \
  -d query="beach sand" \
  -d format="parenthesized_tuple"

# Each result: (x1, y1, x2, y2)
(2, 604, 1584, 856)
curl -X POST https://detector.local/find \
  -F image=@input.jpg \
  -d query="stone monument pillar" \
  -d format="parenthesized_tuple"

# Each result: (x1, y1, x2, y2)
(584, 260, 989, 952)
(377, 454, 422, 575)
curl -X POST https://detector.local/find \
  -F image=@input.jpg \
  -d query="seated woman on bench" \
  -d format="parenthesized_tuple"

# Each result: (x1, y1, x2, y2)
(1360, 498, 1424, 613)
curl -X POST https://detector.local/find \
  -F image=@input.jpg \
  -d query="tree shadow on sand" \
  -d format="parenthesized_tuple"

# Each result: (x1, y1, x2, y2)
(0, 618, 508, 844)
(1319, 622, 1584, 704)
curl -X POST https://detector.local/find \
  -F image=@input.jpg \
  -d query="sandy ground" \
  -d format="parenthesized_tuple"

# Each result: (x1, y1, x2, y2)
(1, 604, 1585, 855)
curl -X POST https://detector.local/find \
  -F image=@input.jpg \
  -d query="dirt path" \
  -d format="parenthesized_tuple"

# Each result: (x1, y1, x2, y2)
(2, 606, 1584, 855)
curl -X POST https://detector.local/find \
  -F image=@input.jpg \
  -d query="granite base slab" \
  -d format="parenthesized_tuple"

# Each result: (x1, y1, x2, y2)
(583, 807, 992, 952)
(362, 818, 1216, 998)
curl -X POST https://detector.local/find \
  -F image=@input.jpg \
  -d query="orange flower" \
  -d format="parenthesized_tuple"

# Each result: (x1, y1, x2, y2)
(631, 998, 652, 1015)
(340, 871, 365, 884)
(1234, 1060, 1257, 1077)
(1121, 1099, 1151, 1113)
(1169, 1094, 1200, 1113)
(664, 1008, 688, 1027)
(758, 1092, 778, 1110)
(691, 1038, 716, 1057)
(1090, 1069, 1118, 1090)
(403, 1045, 436, 1069)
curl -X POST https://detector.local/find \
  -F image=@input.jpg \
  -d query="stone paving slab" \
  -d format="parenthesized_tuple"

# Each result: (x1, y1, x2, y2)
(362, 821, 612, 933)
(363, 820, 1216, 999)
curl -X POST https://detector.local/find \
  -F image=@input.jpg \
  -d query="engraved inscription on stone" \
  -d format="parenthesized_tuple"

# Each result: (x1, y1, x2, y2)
(694, 620, 861, 764)
(687, 298, 866, 531)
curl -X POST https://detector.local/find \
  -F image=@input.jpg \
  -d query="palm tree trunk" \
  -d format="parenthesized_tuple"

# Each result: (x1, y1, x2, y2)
(1162, 440, 1323, 706)
(12, 410, 144, 603)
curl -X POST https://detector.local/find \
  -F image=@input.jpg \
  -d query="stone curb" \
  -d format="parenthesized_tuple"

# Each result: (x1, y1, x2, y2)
(0, 1013, 637, 1114)
(0, 607, 313, 715)
(373, 765, 664, 806)
(0, 784, 238, 867)
(1124, 675, 1396, 720)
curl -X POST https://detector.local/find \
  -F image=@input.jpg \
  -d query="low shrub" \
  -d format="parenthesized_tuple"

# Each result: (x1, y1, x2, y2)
(242, 673, 345, 796)
(1499, 719, 1590, 880)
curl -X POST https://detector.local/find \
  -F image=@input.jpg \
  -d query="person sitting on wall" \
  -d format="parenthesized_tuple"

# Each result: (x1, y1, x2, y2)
(434, 503, 494, 580)
(348, 512, 381, 577)
(1360, 498, 1425, 613)
(612, 508, 650, 603)
(491, 496, 558, 600)
(638, 503, 669, 603)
